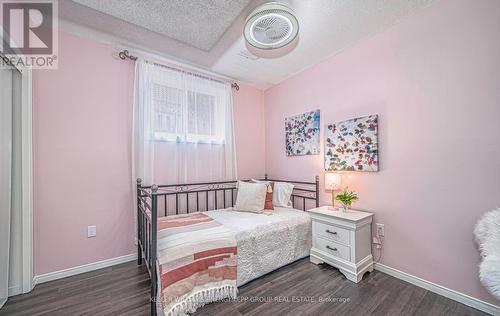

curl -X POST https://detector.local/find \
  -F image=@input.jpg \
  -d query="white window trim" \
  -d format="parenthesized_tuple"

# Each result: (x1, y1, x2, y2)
(152, 132, 226, 145)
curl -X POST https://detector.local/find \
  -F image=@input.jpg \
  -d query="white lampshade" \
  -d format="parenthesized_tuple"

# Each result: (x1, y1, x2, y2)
(325, 173, 342, 190)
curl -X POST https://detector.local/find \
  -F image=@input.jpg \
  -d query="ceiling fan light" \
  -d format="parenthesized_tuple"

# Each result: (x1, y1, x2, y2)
(244, 2, 299, 50)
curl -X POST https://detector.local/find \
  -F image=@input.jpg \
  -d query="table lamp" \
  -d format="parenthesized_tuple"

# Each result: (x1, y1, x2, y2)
(324, 173, 342, 209)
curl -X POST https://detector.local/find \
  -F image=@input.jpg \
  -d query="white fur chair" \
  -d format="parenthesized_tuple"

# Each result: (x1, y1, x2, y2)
(474, 208, 500, 300)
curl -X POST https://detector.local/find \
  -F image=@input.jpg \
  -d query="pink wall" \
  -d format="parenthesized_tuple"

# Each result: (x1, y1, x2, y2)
(264, 0, 500, 305)
(33, 32, 265, 275)
(233, 85, 266, 179)
(33, 32, 136, 275)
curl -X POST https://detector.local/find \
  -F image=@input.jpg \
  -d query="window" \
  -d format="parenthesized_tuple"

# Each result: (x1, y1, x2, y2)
(152, 80, 227, 144)
(153, 84, 182, 139)
(133, 60, 237, 185)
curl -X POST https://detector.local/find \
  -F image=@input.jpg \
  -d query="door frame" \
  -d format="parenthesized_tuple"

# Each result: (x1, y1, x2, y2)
(20, 67, 33, 293)
(1, 28, 34, 294)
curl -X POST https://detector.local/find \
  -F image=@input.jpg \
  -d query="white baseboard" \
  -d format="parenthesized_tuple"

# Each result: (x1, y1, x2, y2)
(33, 253, 137, 285)
(8, 284, 22, 297)
(374, 263, 500, 315)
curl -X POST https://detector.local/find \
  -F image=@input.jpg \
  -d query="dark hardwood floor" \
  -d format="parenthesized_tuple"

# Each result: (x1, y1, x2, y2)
(0, 258, 488, 316)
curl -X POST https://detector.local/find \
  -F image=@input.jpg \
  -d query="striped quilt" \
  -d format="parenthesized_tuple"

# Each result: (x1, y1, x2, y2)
(156, 212, 237, 315)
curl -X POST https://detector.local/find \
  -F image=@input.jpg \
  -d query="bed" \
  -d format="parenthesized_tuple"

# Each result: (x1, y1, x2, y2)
(136, 175, 319, 315)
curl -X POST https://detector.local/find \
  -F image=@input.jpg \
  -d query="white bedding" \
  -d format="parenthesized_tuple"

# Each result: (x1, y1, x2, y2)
(207, 207, 312, 286)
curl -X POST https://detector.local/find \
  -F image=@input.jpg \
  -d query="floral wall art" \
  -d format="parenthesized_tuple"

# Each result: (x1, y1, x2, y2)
(325, 114, 379, 171)
(285, 110, 320, 156)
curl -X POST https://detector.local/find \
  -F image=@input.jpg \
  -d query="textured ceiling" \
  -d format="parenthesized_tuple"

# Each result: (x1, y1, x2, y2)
(213, 0, 436, 88)
(71, 0, 251, 51)
(62, 0, 435, 89)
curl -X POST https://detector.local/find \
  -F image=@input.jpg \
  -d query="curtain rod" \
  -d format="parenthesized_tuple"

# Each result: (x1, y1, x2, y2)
(118, 50, 240, 91)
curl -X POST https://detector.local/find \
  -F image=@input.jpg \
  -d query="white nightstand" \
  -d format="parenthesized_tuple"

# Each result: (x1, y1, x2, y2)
(308, 206, 374, 283)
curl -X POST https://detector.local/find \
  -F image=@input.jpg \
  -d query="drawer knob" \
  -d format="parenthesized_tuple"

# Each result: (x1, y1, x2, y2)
(326, 229, 337, 235)
(326, 245, 337, 251)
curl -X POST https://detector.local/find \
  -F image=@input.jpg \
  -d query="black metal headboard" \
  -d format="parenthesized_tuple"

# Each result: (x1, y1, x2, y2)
(137, 174, 319, 217)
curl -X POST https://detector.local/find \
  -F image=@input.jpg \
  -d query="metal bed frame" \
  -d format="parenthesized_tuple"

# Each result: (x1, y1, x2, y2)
(136, 175, 319, 315)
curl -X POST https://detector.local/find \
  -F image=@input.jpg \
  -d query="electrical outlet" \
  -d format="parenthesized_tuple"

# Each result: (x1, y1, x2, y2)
(372, 236, 382, 249)
(376, 223, 385, 237)
(87, 225, 97, 238)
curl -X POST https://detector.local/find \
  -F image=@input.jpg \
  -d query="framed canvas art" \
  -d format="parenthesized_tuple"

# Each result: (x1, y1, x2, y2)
(325, 114, 379, 171)
(285, 110, 320, 156)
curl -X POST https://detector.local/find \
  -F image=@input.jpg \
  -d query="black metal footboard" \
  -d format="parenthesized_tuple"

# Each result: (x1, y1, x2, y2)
(136, 179, 158, 315)
(136, 175, 319, 315)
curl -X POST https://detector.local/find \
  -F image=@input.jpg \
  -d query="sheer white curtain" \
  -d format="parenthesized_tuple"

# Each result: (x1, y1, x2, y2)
(132, 60, 237, 188)
(132, 61, 155, 187)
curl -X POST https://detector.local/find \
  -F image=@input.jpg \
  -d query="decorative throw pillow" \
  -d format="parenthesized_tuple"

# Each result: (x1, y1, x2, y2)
(272, 182, 295, 208)
(233, 181, 268, 213)
(251, 180, 274, 210)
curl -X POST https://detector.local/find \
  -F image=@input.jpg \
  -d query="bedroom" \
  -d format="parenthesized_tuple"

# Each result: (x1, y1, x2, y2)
(1, 0, 499, 315)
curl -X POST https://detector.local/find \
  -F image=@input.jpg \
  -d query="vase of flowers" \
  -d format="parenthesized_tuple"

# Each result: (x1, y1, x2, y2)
(335, 190, 358, 212)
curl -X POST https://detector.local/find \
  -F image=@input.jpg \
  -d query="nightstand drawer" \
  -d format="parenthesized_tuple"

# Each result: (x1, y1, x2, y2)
(315, 237, 350, 262)
(314, 221, 350, 245)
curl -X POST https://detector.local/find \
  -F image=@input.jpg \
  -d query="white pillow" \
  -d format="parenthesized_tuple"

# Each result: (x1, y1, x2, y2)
(233, 181, 268, 213)
(250, 179, 273, 193)
(272, 182, 294, 208)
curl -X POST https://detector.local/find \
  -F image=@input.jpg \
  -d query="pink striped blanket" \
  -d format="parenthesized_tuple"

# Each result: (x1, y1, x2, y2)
(156, 212, 237, 315)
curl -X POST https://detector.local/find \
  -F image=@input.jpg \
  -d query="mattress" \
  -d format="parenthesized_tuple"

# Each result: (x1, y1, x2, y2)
(207, 207, 312, 286)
